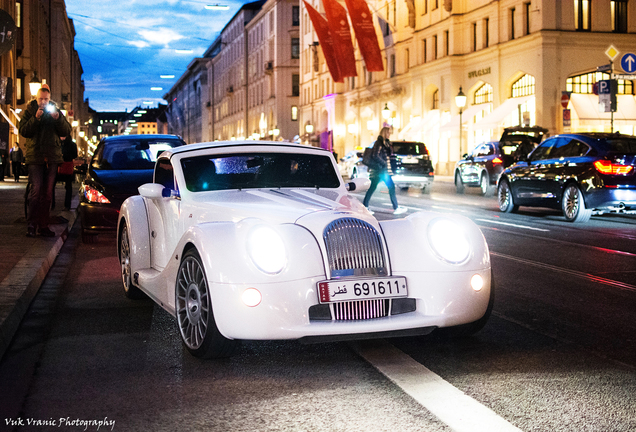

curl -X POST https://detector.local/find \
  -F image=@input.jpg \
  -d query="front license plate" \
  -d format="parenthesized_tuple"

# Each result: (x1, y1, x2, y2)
(317, 277, 407, 303)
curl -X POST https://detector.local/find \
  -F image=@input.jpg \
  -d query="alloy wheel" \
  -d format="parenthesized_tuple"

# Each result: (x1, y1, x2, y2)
(176, 255, 210, 350)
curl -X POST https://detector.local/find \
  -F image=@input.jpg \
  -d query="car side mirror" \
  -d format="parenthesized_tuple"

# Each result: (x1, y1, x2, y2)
(138, 183, 164, 199)
(347, 177, 371, 193)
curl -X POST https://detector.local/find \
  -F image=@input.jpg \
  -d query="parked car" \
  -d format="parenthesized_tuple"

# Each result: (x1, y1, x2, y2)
(78, 134, 186, 243)
(353, 141, 435, 193)
(455, 126, 547, 195)
(338, 149, 363, 178)
(497, 132, 636, 222)
(117, 141, 493, 358)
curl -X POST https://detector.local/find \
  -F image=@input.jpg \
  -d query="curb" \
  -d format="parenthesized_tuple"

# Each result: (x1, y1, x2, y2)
(0, 208, 77, 360)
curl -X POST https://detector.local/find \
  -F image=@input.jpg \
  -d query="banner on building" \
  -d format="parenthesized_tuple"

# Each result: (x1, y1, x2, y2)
(304, 1, 343, 83)
(344, 0, 384, 72)
(322, 0, 357, 78)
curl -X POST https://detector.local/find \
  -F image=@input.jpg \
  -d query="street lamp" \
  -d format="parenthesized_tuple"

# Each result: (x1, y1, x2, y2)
(29, 71, 41, 96)
(455, 86, 467, 155)
(382, 103, 391, 121)
(305, 123, 314, 134)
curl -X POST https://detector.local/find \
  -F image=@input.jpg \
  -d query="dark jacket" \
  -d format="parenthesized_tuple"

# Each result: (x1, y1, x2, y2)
(18, 99, 72, 164)
(369, 135, 393, 175)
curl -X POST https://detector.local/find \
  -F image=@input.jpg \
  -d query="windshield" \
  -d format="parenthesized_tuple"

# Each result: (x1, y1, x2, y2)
(92, 138, 184, 170)
(181, 152, 341, 192)
(392, 142, 427, 156)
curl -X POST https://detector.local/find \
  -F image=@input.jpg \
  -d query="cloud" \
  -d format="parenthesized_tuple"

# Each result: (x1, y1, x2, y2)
(138, 29, 185, 46)
(128, 40, 150, 48)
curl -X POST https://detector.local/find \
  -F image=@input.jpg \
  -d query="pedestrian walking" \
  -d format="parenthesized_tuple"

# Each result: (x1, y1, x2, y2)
(18, 84, 72, 237)
(362, 127, 406, 215)
(9, 143, 23, 182)
(58, 136, 78, 211)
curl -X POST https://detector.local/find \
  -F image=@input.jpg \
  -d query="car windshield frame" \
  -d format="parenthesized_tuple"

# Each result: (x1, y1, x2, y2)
(180, 151, 341, 192)
(92, 138, 184, 170)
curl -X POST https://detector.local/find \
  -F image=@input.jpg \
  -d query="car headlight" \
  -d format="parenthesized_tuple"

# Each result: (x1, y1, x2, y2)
(427, 218, 471, 264)
(247, 226, 287, 274)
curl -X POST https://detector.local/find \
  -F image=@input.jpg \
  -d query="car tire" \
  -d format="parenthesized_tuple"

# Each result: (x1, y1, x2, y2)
(400, 186, 409, 191)
(434, 270, 495, 339)
(176, 249, 239, 358)
(497, 179, 518, 213)
(454, 171, 464, 194)
(119, 224, 146, 299)
(480, 172, 494, 196)
(562, 183, 592, 223)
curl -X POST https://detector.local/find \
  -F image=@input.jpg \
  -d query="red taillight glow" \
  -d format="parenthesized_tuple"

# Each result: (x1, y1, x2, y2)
(594, 160, 634, 175)
(83, 185, 111, 204)
(492, 157, 503, 164)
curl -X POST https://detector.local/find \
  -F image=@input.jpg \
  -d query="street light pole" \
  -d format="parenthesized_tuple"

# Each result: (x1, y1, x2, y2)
(455, 86, 467, 157)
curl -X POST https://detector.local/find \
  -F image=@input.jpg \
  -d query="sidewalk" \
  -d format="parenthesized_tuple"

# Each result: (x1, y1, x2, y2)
(0, 176, 78, 360)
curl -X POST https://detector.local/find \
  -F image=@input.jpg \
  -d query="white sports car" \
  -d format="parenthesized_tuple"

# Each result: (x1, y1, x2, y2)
(117, 141, 493, 358)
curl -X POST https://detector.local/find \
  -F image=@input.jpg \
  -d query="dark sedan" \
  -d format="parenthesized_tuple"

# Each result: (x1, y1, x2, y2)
(78, 134, 186, 242)
(497, 133, 636, 222)
(455, 126, 546, 195)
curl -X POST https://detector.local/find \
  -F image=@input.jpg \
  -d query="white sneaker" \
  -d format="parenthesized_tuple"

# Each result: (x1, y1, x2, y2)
(367, 209, 375, 215)
(393, 207, 407, 215)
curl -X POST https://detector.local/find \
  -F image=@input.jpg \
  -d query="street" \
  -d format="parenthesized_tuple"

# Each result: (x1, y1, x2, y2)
(1, 181, 635, 432)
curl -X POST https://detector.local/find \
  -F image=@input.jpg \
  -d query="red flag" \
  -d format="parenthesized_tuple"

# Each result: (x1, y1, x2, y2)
(304, 1, 343, 83)
(344, 0, 384, 72)
(322, 0, 357, 78)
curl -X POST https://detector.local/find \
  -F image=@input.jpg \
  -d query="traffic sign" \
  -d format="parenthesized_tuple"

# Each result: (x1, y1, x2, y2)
(605, 45, 620, 61)
(620, 53, 636, 73)
(597, 63, 612, 73)
(561, 92, 571, 108)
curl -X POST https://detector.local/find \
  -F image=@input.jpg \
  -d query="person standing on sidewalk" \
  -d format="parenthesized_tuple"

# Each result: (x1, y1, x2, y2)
(18, 85, 72, 237)
(58, 136, 78, 211)
(9, 143, 23, 182)
(362, 126, 406, 215)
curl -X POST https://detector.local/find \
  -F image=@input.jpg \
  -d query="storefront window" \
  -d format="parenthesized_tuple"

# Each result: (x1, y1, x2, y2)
(474, 83, 493, 104)
(512, 74, 535, 97)
(566, 72, 633, 95)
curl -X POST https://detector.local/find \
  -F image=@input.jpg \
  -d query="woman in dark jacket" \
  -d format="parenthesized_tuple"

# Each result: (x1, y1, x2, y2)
(362, 127, 406, 215)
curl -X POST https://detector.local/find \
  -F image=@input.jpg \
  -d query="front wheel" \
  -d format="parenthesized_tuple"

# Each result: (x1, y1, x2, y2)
(562, 183, 592, 223)
(176, 249, 239, 358)
(454, 171, 464, 194)
(119, 224, 145, 299)
(497, 179, 518, 213)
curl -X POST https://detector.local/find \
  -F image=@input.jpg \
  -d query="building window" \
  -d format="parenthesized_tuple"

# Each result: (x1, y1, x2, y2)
(433, 35, 438, 59)
(567, 71, 633, 95)
(575, 0, 591, 31)
(510, 7, 516, 40)
(423, 38, 427, 63)
(349, 76, 355, 90)
(484, 18, 489, 48)
(432, 89, 439, 109)
(291, 38, 299, 59)
(292, 74, 299, 96)
(474, 83, 493, 104)
(472, 22, 477, 51)
(405, 48, 409, 71)
(291, 105, 298, 121)
(611, 0, 628, 33)
(444, 30, 449, 56)
(524, 2, 531, 35)
(424, 0, 427, 14)
(512, 74, 535, 97)
(433, 0, 438, 10)
(292, 6, 299, 26)
(390, 54, 396, 77)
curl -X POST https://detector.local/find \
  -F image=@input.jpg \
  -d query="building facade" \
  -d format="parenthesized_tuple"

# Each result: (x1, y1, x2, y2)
(300, 0, 636, 175)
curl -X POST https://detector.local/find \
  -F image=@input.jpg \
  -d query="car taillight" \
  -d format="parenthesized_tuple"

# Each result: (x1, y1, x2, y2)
(83, 184, 111, 204)
(492, 157, 503, 164)
(593, 160, 634, 175)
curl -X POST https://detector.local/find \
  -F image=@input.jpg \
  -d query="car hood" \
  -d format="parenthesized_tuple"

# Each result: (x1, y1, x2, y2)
(186, 188, 372, 225)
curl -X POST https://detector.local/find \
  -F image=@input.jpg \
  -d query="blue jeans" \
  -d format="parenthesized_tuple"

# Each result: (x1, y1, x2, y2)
(27, 163, 58, 229)
(363, 171, 398, 210)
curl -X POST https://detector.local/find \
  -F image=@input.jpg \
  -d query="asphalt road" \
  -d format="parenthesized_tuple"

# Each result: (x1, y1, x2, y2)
(1, 181, 635, 432)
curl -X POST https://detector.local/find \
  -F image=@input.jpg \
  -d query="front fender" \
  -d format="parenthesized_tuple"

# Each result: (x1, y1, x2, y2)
(118, 196, 151, 276)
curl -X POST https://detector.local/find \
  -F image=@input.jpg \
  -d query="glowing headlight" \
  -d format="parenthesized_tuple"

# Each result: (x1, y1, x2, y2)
(427, 218, 471, 264)
(247, 226, 287, 274)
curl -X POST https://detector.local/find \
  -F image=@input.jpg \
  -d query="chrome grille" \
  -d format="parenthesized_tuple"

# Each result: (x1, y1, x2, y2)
(323, 218, 386, 277)
(331, 299, 390, 320)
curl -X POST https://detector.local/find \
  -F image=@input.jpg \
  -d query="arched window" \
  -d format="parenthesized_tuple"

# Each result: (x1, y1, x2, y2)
(512, 74, 535, 97)
(474, 83, 493, 104)
(566, 71, 633, 95)
(432, 89, 439, 109)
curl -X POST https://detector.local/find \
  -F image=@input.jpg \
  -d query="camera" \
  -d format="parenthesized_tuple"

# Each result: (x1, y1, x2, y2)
(45, 103, 56, 113)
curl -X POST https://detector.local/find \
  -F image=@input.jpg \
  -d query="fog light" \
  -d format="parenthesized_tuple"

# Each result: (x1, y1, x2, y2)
(242, 288, 262, 307)
(470, 274, 484, 291)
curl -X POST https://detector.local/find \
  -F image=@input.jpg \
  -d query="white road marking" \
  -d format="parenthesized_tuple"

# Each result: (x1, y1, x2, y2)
(476, 218, 550, 232)
(354, 340, 523, 432)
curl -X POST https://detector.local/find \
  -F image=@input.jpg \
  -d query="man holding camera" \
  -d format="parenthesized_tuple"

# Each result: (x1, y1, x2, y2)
(18, 84, 72, 237)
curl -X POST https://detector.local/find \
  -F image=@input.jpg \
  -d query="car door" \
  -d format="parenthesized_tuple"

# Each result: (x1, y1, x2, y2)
(461, 144, 488, 184)
(509, 138, 558, 204)
(145, 157, 182, 271)
(548, 138, 593, 200)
